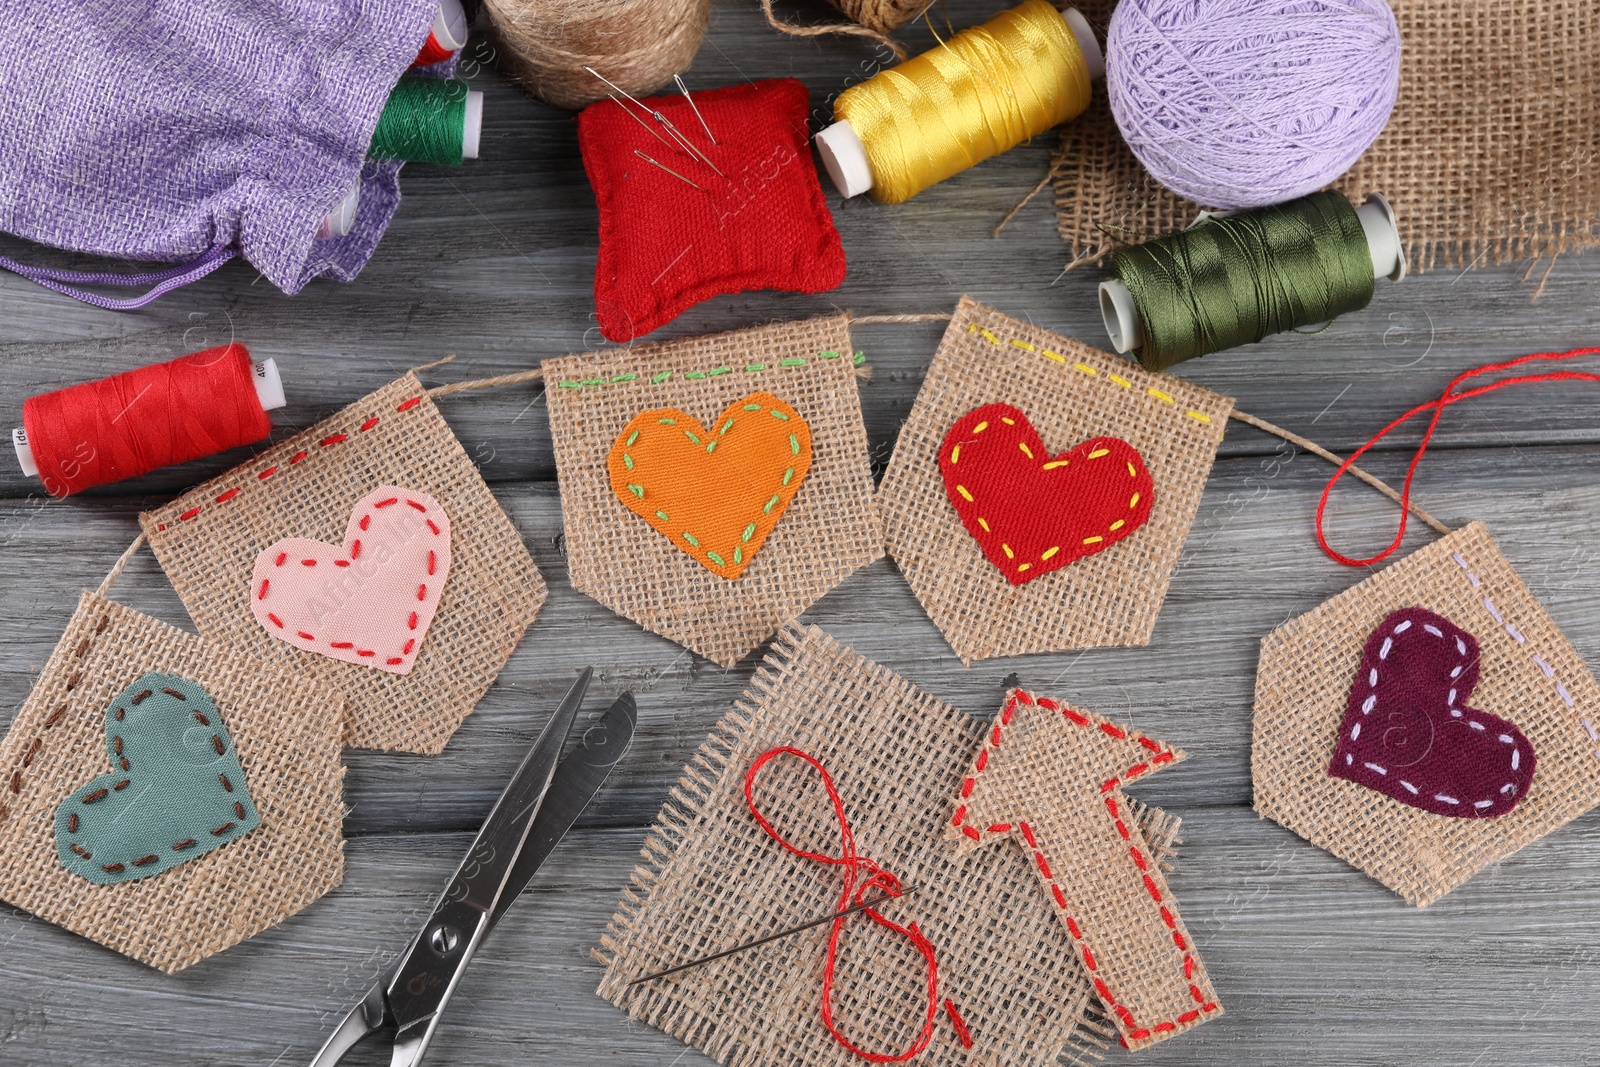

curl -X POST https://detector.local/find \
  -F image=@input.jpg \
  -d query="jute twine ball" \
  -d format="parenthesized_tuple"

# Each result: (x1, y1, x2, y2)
(483, 0, 710, 110)
(1106, 0, 1402, 209)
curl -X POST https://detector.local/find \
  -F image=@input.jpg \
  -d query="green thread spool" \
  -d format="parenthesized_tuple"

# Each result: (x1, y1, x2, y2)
(369, 77, 484, 165)
(1098, 190, 1406, 372)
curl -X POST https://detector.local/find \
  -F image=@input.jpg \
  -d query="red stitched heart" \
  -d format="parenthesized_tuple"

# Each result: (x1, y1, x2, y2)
(250, 486, 451, 675)
(938, 403, 1155, 585)
(1328, 607, 1535, 818)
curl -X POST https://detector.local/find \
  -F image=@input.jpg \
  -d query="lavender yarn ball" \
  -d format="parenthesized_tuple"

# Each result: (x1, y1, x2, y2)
(1106, 0, 1402, 210)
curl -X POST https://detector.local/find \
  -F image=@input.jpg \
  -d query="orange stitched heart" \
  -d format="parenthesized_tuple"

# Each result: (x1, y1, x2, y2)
(609, 391, 812, 580)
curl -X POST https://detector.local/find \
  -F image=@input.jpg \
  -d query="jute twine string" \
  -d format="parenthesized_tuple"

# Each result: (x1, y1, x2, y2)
(848, 310, 1453, 536)
(483, 0, 710, 110)
(760, 0, 914, 62)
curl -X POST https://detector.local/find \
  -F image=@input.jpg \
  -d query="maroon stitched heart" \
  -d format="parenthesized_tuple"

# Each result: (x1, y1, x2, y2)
(1328, 607, 1535, 818)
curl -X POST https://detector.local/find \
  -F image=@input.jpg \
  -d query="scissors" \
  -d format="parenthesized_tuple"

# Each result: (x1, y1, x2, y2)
(309, 667, 636, 1067)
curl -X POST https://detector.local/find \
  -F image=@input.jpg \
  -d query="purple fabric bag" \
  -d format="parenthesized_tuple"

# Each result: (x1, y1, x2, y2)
(0, 0, 438, 307)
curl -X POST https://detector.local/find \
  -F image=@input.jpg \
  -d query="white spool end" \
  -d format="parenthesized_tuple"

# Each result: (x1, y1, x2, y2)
(316, 181, 362, 240)
(462, 91, 484, 160)
(1062, 8, 1104, 81)
(815, 120, 873, 199)
(13, 427, 37, 477)
(253, 358, 287, 411)
(1356, 193, 1406, 282)
(1099, 278, 1143, 355)
(434, 0, 468, 50)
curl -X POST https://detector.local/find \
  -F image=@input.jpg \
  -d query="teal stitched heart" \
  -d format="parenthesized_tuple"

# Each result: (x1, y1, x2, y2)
(55, 671, 260, 885)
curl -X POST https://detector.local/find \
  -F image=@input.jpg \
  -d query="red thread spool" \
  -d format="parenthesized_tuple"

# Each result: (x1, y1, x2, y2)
(413, 0, 468, 66)
(17, 344, 284, 498)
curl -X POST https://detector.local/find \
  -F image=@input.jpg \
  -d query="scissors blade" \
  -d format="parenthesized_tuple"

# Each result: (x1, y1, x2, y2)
(382, 667, 592, 1046)
(486, 691, 637, 935)
(307, 980, 388, 1067)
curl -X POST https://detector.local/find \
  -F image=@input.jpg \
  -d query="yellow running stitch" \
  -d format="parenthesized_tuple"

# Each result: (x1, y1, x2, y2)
(966, 323, 1215, 426)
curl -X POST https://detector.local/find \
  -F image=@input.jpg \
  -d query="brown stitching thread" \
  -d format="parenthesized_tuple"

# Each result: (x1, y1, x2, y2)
(119, 758, 129, 771)
(64, 672, 81, 690)
(233, 801, 246, 820)
(211, 822, 235, 836)
(211, 735, 225, 755)
(73, 638, 90, 658)
(130, 689, 151, 705)
(70, 844, 91, 859)
(193, 711, 210, 726)
(22, 738, 41, 767)
(94, 614, 109, 634)
(131, 854, 159, 867)
(81, 788, 108, 804)
(67, 813, 78, 833)
(219, 773, 233, 792)
(114, 707, 124, 721)
(162, 688, 186, 700)
(112, 779, 130, 791)
(113, 736, 122, 755)
(9, 773, 21, 794)
(45, 705, 67, 728)
(172, 839, 197, 850)
(101, 863, 124, 873)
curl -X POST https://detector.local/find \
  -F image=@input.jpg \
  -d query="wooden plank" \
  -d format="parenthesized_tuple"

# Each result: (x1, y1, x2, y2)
(1, 0, 1598, 1061)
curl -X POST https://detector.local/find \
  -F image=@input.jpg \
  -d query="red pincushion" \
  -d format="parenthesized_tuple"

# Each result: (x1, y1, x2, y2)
(577, 78, 847, 342)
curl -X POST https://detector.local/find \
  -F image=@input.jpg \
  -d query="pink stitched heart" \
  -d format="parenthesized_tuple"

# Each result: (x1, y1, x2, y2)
(1328, 606, 1535, 818)
(250, 486, 451, 675)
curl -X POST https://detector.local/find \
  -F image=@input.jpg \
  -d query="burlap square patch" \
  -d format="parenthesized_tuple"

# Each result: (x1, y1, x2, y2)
(1253, 522, 1600, 906)
(0, 592, 345, 973)
(878, 298, 1233, 664)
(1052, 0, 1600, 272)
(141, 374, 546, 754)
(544, 316, 882, 667)
(595, 623, 1194, 1066)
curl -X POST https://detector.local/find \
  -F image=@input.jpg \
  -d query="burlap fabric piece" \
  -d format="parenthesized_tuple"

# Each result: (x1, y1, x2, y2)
(878, 298, 1232, 664)
(1051, 1, 1600, 273)
(141, 374, 546, 754)
(596, 623, 1193, 1066)
(0, 591, 345, 973)
(1254, 522, 1600, 907)
(545, 316, 882, 667)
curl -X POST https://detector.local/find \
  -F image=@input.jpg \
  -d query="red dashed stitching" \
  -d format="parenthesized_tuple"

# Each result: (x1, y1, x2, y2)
(951, 690, 1215, 1045)
(152, 396, 423, 525)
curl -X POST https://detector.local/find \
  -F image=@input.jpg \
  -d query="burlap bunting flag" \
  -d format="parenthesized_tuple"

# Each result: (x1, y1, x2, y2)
(142, 374, 546, 754)
(544, 316, 882, 667)
(878, 298, 1232, 664)
(0, 592, 345, 973)
(595, 623, 1218, 1064)
(1254, 522, 1600, 906)
(1052, 0, 1600, 272)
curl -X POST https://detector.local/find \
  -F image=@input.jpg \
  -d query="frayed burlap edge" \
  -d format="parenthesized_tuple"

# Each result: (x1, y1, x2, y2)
(1051, 1, 1600, 278)
(594, 623, 1188, 1067)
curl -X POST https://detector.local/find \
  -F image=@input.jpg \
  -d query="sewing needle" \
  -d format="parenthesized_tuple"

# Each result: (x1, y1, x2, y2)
(627, 885, 919, 985)
(585, 65, 724, 178)
(674, 74, 717, 145)
(634, 150, 705, 192)
(609, 94, 675, 151)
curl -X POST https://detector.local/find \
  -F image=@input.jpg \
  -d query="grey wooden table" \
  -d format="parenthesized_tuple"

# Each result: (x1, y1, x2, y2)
(2, 2, 1598, 1064)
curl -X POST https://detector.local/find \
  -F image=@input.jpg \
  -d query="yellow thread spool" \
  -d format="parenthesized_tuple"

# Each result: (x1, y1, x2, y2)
(815, 0, 1102, 204)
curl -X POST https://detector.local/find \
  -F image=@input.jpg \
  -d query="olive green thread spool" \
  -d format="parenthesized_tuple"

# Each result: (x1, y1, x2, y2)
(1099, 190, 1405, 372)
(369, 77, 484, 165)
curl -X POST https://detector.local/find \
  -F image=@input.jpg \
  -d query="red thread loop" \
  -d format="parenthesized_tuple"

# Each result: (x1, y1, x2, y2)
(21, 344, 270, 498)
(1317, 346, 1600, 566)
(744, 746, 943, 1063)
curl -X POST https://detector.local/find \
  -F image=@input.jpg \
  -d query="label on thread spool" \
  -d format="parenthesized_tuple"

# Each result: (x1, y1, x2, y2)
(817, 4, 1103, 201)
(13, 359, 286, 479)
